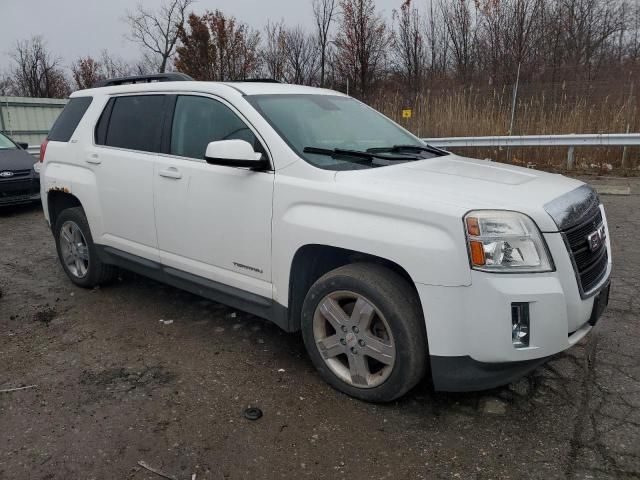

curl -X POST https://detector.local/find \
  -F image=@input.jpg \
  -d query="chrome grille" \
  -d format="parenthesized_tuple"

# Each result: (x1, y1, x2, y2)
(562, 208, 609, 297)
(4, 169, 32, 178)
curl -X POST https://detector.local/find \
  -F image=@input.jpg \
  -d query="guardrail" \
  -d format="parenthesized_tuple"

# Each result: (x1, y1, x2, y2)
(423, 133, 640, 169)
(26, 133, 640, 167)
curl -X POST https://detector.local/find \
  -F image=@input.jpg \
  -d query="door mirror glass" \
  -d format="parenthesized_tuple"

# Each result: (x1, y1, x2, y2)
(204, 140, 265, 168)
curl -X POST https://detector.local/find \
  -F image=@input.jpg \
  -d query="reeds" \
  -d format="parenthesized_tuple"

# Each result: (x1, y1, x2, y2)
(371, 80, 639, 173)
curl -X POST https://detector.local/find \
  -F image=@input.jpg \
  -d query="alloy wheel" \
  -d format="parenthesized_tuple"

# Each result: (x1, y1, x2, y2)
(312, 290, 396, 388)
(59, 220, 90, 279)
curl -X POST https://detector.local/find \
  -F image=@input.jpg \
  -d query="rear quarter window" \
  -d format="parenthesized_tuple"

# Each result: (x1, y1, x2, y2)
(48, 97, 93, 142)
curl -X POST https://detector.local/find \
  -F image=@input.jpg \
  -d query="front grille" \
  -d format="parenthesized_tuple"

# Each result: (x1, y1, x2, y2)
(0, 178, 32, 190)
(0, 177, 39, 200)
(1, 169, 32, 178)
(562, 208, 609, 297)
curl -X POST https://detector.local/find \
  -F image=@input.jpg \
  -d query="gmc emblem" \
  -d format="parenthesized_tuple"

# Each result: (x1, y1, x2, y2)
(587, 225, 606, 252)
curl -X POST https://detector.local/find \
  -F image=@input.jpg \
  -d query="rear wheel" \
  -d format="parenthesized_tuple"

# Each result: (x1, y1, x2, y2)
(54, 207, 116, 288)
(301, 263, 427, 402)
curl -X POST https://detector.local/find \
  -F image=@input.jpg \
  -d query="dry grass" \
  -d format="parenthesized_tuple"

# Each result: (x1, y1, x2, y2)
(372, 80, 640, 174)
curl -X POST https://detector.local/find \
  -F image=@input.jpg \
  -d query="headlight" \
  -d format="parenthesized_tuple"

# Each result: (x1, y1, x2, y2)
(33, 162, 41, 174)
(464, 210, 553, 273)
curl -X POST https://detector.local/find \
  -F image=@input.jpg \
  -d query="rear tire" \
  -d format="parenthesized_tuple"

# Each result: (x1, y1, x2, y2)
(53, 207, 116, 288)
(301, 263, 427, 402)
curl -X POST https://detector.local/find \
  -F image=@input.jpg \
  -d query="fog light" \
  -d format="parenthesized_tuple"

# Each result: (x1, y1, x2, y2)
(511, 302, 530, 348)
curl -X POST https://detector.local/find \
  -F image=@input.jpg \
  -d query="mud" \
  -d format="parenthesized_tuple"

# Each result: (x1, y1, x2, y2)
(1, 190, 638, 479)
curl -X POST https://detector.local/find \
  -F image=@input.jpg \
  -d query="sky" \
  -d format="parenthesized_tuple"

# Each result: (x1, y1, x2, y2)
(0, 0, 402, 72)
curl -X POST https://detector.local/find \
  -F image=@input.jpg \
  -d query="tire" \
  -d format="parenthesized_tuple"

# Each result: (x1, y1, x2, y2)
(301, 263, 428, 402)
(53, 207, 116, 288)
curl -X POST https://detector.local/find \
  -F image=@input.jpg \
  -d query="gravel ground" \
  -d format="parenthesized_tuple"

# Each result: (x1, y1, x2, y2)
(0, 189, 638, 480)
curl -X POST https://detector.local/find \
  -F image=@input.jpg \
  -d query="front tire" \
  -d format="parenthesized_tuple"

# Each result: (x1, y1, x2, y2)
(301, 263, 428, 402)
(53, 207, 116, 288)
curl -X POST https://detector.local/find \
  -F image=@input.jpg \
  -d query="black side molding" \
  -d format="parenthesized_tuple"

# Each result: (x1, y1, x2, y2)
(96, 245, 293, 332)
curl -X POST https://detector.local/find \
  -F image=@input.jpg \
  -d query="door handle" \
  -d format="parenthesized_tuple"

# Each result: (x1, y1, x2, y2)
(86, 154, 101, 165)
(159, 168, 182, 179)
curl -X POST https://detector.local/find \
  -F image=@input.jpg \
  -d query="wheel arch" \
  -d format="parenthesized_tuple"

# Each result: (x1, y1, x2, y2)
(287, 244, 424, 333)
(47, 190, 83, 228)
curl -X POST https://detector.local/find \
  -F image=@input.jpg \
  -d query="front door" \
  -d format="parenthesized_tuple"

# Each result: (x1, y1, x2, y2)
(153, 94, 274, 300)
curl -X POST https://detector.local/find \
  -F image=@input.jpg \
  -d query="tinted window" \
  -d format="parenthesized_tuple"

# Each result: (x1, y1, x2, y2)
(170, 95, 260, 160)
(48, 97, 93, 142)
(94, 98, 115, 145)
(105, 95, 166, 153)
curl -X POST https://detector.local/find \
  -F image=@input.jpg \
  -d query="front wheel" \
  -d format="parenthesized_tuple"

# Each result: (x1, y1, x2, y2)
(53, 207, 116, 288)
(301, 263, 428, 402)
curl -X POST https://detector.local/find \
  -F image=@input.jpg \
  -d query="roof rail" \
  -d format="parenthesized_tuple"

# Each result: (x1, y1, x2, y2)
(95, 72, 193, 87)
(234, 78, 282, 83)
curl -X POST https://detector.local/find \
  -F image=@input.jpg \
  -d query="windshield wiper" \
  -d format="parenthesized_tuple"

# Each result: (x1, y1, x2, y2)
(367, 144, 447, 156)
(303, 146, 419, 161)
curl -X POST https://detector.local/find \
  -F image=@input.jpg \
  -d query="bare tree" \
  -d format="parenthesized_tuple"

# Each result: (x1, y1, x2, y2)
(125, 0, 194, 73)
(334, 0, 389, 98)
(476, 0, 544, 83)
(440, 0, 478, 83)
(556, 0, 626, 80)
(283, 27, 320, 84)
(312, 0, 337, 87)
(392, 0, 427, 92)
(10, 37, 70, 98)
(425, 0, 449, 77)
(262, 21, 288, 81)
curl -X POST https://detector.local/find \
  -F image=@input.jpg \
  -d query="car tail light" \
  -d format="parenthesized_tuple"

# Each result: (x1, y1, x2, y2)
(39, 139, 49, 162)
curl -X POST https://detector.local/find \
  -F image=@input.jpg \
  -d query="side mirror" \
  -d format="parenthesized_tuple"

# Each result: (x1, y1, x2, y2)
(17, 142, 29, 150)
(204, 140, 267, 169)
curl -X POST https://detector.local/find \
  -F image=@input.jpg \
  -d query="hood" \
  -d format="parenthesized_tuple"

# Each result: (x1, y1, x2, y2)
(334, 154, 585, 232)
(0, 148, 37, 172)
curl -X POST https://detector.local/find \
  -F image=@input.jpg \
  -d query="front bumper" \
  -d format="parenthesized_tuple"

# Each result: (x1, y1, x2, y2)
(417, 230, 611, 392)
(430, 355, 552, 392)
(0, 177, 40, 206)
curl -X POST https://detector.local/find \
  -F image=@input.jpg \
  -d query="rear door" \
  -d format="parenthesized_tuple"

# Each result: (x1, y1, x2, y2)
(89, 94, 169, 261)
(153, 94, 274, 300)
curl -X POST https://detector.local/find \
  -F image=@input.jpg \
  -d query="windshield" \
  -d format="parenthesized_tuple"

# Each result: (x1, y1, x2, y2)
(246, 94, 431, 170)
(0, 132, 17, 150)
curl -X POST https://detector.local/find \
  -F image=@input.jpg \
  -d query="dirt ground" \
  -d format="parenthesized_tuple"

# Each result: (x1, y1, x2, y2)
(1, 189, 639, 480)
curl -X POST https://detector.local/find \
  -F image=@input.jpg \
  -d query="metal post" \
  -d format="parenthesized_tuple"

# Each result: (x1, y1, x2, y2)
(508, 63, 521, 136)
(506, 63, 521, 163)
(0, 98, 5, 132)
(567, 146, 575, 170)
(621, 124, 630, 170)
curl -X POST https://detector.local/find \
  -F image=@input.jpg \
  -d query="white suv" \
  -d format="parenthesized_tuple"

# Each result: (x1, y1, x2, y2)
(40, 74, 611, 402)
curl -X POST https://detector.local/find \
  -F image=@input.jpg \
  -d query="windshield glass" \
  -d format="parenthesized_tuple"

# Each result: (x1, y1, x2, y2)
(0, 133, 17, 150)
(246, 94, 428, 170)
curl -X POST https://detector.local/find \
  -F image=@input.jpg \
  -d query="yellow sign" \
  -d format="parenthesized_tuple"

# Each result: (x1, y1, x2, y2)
(402, 108, 413, 119)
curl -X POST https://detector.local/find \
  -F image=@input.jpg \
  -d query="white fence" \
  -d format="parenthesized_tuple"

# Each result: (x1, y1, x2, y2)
(0, 97, 67, 146)
(423, 133, 640, 169)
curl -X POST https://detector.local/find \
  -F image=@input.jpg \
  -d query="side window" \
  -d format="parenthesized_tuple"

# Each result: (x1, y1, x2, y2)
(48, 97, 93, 142)
(94, 98, 115, 145)
(103, 95, 166, 153)
(170, 95, 261, 160)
